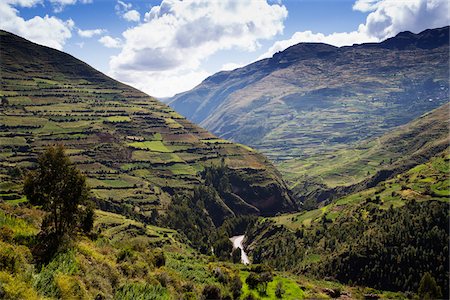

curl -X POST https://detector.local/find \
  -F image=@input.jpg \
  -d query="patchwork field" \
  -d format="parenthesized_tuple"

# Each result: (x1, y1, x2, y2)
(0, 30, 293, 219)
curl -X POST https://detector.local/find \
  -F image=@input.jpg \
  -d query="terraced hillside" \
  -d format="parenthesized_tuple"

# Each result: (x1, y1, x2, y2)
(281, 103, 449, 206)
(168, 26, 449, 162)
(245, 153, 449, 297)
(0, 202, 407, 299)
(0, 30, 295, 220)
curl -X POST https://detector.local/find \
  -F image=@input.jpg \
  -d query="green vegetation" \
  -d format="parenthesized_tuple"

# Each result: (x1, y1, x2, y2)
(0, 29, 294, 225)
(0, 200, 380, 299)
(24, 146, 93, 239)
(128, 141, 172, 153)
(245, 154, 449, 298)
(280, 103, 449, 207)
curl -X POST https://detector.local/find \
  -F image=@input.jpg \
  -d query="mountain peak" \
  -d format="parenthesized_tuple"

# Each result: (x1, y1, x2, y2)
(363, 25, 449, 50)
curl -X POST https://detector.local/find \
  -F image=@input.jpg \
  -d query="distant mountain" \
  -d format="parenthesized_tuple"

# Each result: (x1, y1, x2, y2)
(168, 26, 449, 162)
(0, 30, 295, 222)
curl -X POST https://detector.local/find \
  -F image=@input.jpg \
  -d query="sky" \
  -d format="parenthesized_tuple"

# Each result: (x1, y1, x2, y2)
(1, 0, 448, 98)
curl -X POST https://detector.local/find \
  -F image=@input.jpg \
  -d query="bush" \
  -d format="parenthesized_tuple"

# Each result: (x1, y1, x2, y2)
(152, 249, 165, 268)
(114, 283, 169, 300)
(0, 241, 31, 274)
(418, 272, 442, 299)
(202, 285, 222, 300)
(229, 275, 242, 299)
(275, 282, 285, 298)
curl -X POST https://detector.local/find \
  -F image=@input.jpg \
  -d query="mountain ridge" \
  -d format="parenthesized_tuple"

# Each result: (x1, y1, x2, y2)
(0, 29, 296, 222)
(168, 26, 449, 162)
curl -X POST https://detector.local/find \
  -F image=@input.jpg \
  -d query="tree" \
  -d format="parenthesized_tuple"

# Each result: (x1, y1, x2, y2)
(202, 285, 222, 300)
(275, 282, 285, 298)
(229, 275, 242, 299)
(232, 247, 242, 264)
(24, 145, 93, 240)
(418, 272, 442, 299)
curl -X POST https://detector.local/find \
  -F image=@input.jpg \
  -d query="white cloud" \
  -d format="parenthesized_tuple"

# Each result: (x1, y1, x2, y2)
(78, 28, 106, 38)
(108, 0, 287, 97)
(123, 10, 140, 22)
(113, 68, 210, 99)
(221, 62, 245, 71)
(115, 0, 132, 13)
(115, 1, 140, 22)
(49, 0, 91, 12)
(261, 0, 449, 58)
(0, 1, 74, 50)
(99, 35, 122, 48)
(5, 0, 42, 7)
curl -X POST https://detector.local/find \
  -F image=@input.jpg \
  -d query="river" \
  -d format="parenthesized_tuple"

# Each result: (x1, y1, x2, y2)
(230, 235, 250, 265)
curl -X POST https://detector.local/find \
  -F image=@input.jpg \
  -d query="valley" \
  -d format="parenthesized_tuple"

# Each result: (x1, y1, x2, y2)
(168, 27, 449, 163)
(0, 24, 448, 300)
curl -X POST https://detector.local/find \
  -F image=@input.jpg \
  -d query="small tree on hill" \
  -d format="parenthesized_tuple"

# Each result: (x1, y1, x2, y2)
(418, 272, 442, 299)
(24, 145, 93, 243)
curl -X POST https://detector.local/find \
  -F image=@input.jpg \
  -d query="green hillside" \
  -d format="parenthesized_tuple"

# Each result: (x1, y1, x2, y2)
(245, 153, 449, 297)
(0, 201, 410, 299)
(168, 27, 449, 162)
(0, 30, 295, 221)
(280, 103, 449, 207)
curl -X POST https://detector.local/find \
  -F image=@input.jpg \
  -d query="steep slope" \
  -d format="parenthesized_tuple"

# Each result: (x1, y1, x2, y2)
(0, 30, 295, 220)
(246, 153, 449, 297)
(0, 202, 407, 299)
(169, 26, 449, 161)
(282, 103, 449, 206)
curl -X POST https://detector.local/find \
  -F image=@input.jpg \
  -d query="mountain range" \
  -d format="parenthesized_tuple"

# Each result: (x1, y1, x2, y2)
(168, 26, 449, 163)
(0, 26, 448, 300)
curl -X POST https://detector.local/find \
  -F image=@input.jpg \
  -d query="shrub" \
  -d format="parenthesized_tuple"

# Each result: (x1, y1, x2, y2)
(152, 249, 165, 268)
(0, 271, 39, 300)
(275, 282, 285, 298)
(201, 285, 222, 300)
(229, 275, 242, 299)
(114, 283, 169, 300)
(418, 272, 442, 299)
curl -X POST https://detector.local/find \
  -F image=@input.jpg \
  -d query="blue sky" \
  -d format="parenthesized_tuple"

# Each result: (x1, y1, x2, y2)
(1, 0, 448, 98)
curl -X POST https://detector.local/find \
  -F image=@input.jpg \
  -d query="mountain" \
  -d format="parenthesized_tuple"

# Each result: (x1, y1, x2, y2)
(168, 26, 449, 162)
(282, 103, 449, 207)
(0, 30, 295, 223)
(246, 152, 449, 297)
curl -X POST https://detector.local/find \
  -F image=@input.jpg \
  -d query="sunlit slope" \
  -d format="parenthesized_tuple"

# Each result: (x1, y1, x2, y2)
(280, 103, 449, 205)
(0, 30, 295, 218)
(169, 26, 449, 162)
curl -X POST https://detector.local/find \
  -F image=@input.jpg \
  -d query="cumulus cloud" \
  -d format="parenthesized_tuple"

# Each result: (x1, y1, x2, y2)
(108, 0, 287, 97)
(260, 0, 449, 59)
(123, 10, 140, 22)
(0, 0, 74, 50)
(98, 35, 122, 48)
(78, 28, 106, 38)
